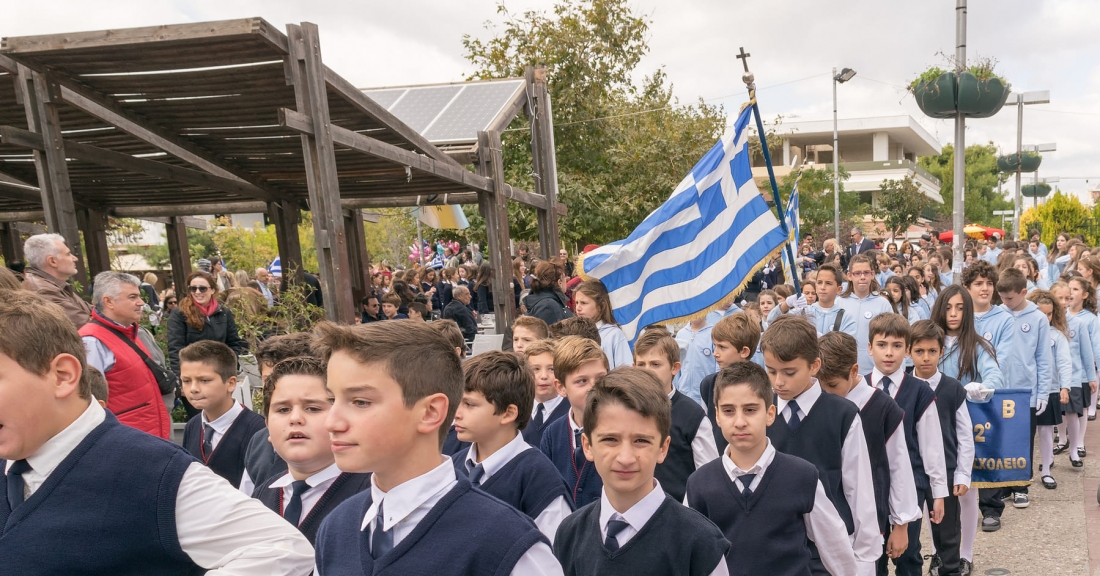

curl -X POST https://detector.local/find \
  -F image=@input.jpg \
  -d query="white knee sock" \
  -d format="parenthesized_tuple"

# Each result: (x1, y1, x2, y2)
(1065, 414, 1082, 461)
(1080, 410, 1090, 448)
(960, 489, 979, 561)
(1091, 389, 1098, 418)
(1038, 425, 1054, 476)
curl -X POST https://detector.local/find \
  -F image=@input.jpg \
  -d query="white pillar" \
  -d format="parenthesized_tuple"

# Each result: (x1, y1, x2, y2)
(872, 132, 890, 162)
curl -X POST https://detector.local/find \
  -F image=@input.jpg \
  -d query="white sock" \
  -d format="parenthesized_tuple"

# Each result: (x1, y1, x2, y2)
(1091, 389, 1098, 417)
(960, 489, 979, 561)
(1038, 425, 1054, 476)
(1065, 414, 1082, 461)
(1080, 409, 1090, 449)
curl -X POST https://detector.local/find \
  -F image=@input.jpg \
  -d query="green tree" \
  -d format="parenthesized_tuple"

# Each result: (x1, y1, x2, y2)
(1022, 191, 1097, 245)
(918, 142, 1011, 226)
(463, 0, 726, 246)
(871, 176, 932, 239)
(362, 208, 419, 266)
(778, 166, 857, 242)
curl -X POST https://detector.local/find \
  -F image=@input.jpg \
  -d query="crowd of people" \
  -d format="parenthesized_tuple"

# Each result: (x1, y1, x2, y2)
(0, 226, 1092, 575)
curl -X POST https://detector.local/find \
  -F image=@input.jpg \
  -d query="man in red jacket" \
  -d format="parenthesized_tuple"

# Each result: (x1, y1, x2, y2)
(79, 271, 171, 439)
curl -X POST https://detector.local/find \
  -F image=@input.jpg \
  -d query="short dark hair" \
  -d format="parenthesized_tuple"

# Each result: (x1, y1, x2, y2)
(85, 366, 109, 403)
(262, 356, 326, 417)
(432, 319, 466, 356)
(712, 312, 760, 352)
(910, 320, 945, 349)
(255, 332, 315, 369)
(816, 263, 844, 285)
(868, 313, 912, 347)
(179, 340, 238, 381)
(759, 315, 817, 364)
(714, 361, 773, 409)
(997, 268, 1027, 294)
(463, 351, 534, 431)
(408, 301, 429, 319)
(312, 320, 463, 445)
(584, 367, 671, 442)
(633, 329, 680, 367)
(361, 295, 378, 305)
(962, 260, 998, 288)
(549, 316, 601, 344)
(817, 332, 858, 384)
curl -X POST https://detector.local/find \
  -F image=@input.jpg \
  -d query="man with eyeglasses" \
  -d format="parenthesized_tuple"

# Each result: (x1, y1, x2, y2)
(845, 227, 875, 271)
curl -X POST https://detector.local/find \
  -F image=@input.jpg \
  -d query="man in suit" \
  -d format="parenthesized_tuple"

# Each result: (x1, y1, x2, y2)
(846, 227, 876, 270)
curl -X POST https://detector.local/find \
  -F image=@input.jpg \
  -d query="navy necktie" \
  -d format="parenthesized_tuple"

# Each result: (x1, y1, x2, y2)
(739, 473, 757, 499)
(787, 399, 802, 433)
(573, 429, 586, 471)
(282, 480, 310, 526)
(371, 501, 393, 559)
(467, 462, 485, 485)
(880, 376, 893, 396)
(202, 424, 215, 460)
(533, 403, 546, 430)
(6, 459, 31, 511)
(604, 518, 630, 551)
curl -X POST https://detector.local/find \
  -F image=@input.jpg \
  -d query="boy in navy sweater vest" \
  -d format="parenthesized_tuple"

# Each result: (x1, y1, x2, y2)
(452, 351, 572, 543)
(180, 340, 266, 489)
(818, 331, 921, 575)
(540, 336, 608, 508)
(523, 340, 570, 448)
(686, 362, 857, 576)
(699, 313, 760, 454)
(555, 367, 731, 575)
(435, 320, 471, 456)
(633, 329, 719, 502)
(251, 356, 371, 545)
(910, 321, 975, 576)
(866, 314, 949, 576)
(761, 315, 882, 573)
(312, 320, 559, 576)
(0, 290, 313, 575)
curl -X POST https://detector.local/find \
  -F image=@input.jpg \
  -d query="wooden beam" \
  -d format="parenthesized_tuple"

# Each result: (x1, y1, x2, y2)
(0, 53, 17, 74)
(476, 130, 516, 334)
(12, 222, 46, 235)
(343, 207, 370, 306)
(164, 216, 191, 296)
(18, 65, 88, 288)
(2, 18, 289, 55)
(286, 22, 354, 324)
(79, 208, 111, 277)
(527, 65, 562, 257)
(136, 216, 207, 229)
(486, 81, 529, 133)
(0, 222, 23, 264)
(0, 126, 271, 200)
(267, 199, 303, 286)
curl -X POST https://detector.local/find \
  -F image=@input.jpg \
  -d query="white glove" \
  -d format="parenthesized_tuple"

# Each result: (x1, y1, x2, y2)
(1035, 398, 1048, 416)
(965, 383, 994, 403)
(785, 295, 798, 308)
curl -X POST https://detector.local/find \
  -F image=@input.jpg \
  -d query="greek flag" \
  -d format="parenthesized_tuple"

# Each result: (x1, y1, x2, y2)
(268, 256, 282, 277)
(580, 104, 788, 342)
(781, 174, 801, 282)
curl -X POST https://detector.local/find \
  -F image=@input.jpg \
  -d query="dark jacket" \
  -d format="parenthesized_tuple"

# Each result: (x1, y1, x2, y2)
(524, 289, 574, 327)
(166, 303, 249, 374)
(443, 299, 478, 341)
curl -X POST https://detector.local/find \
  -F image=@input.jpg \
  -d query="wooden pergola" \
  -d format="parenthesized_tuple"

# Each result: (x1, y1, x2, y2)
(0, 18, 564, 331)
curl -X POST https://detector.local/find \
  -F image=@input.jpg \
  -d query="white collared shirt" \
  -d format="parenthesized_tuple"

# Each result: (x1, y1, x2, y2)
(775, 381, 882, 563)
(201, 402, 245, 452)
(924, 371, 975, 488)
(269, 463, 342, 525)
(5, 401, 314, 575)
(532, 396, 565, 423)
(870, 368, 950, 499)
(843, 384, 921, 526)
(464, 433, 572, 544)
(568, 410, 583, 451)
(668, 389, 719, 469)
(360, 459, 562, 576)
(600, 480, 729, 576)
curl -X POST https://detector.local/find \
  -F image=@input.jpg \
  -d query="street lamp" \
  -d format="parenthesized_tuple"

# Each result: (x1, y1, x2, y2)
(832, 67, 856, 243)
(1010, 90, 1050, 240)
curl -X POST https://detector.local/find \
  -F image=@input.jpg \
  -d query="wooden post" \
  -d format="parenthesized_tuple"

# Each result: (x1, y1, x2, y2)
(0, 222, 23, 265)
(79, 209, 111, 277)
(267, 199, 304, 290)
(17, 64, 88, 287)
(165, 216, 191, 295)
(343, 208, 370, 307)
(476, 130, 517, 333)
(526, 65, 561, 259)
(286, 23, 354, 324)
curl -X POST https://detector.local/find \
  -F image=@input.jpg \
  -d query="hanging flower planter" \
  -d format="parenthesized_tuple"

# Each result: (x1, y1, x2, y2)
(909, 62, 1011, 120)
(910, 68, 956, 119)
(997, 152, 1042, 173)
(1022, 183, 1052, 198)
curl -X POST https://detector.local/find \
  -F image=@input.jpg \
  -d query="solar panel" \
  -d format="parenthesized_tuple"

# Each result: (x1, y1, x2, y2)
(363, 79, 525, 145)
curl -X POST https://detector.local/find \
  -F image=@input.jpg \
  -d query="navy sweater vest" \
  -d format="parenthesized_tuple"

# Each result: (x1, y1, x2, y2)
(554, 495, 729, 576)
(866, 373, 937, 490)
(699, 373, 727, 453)
(655, 391, 706, 503)
(522, 399, 570, 448)
(0, 414, 202, 575)
(442, 424, 471, 457)
(933, 375, 966, 480)
(686, 452, 817, 576)
(182, 407, 266, 489)
(253, 472, 372, 545)
(244, 427, 287, 488)
(858, 388, 905, 533)
(767, 392, 857, 534)
(315, 476, 546, 576)
(539, 416, 602, 507)
(451, 447, 572, 520)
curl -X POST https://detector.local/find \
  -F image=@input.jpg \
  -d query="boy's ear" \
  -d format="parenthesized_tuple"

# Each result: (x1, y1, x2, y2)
(655, 435, 671, 465)
(809, 357, 822, 377)
(51, 353, 83, 401)
(738, 346, 752, 359)
(500, 404, 519, 426)
(415, 392, 450, 439)
(671, 361, 682, 376)
(225, 375, 238, 393)
(553, 378, 567, 398)
(765, 403, 777, 427)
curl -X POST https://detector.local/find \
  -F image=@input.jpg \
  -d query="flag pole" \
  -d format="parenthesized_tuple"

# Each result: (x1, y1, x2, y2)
(737, 47, 800, 292)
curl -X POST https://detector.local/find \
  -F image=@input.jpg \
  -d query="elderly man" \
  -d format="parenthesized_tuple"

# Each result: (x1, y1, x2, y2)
(79, 271, 172, 439)
(22, 233, 92, 327)
(254, 267, 275, 306)
(443, 285, 478, 341)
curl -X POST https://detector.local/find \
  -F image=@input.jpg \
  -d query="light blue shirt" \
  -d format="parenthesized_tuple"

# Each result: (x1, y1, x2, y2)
(840, 293, 894, 373)
(1001, 302, 1053, 407)
(675, 324, 718, 406)
(975, 306, 1015, 368)
(808, 301, 856, 337)
(1066, 313, 1096, 385)
(705, 304, 741, 327)
(1052, 329, 1074, 393)
(597, 321, 634, 369)
(939, 339, 1004, 389)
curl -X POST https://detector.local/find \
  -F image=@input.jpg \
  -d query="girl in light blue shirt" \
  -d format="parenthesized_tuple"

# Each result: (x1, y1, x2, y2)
(573, 279, 633, 369)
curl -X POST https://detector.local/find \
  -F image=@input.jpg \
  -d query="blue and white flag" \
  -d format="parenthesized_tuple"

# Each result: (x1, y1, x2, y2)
(268, 256, 282, 277)
(580, 105, 788, 342)
(781, 173, 801, 282)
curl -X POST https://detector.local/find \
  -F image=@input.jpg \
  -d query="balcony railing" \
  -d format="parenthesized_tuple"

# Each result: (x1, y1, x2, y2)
(842, 160, 941, 187)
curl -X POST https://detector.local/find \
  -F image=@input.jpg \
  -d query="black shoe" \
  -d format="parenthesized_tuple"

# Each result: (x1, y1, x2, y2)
(1054, 443, 1069, 455)
(1079, 447, 1087, 458)
(1073, 458, 1084, 468)
(1090, 414, 1096, 421)
(959, 558, 972, 576)
(1042, 475, 1058, 489)
(982, 516, 1001, 532)
(928, 553, 942, 576)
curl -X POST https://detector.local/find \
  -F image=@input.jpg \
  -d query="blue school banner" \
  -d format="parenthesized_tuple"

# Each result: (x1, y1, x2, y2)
(968, 388, 1032, 488)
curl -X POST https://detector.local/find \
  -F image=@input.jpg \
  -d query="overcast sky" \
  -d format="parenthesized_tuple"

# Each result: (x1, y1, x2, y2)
(7, 0, 1099, 201)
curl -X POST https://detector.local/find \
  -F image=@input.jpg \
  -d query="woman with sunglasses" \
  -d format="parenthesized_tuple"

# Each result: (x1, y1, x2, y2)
(167, 270, 249, 382)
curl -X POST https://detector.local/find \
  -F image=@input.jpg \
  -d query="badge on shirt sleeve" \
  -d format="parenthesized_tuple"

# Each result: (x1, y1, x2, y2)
(1071, 330, 1077, 338)
(864, 311, 872, 319)
(983, 332, 992, 340)
(1051, 337, 1056, 347)
(703, 348, 712, 357)
(1022, 323, 1031, 333)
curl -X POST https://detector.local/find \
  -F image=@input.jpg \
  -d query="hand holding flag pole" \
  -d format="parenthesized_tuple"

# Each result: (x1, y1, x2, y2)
(737, 47, 800, 292)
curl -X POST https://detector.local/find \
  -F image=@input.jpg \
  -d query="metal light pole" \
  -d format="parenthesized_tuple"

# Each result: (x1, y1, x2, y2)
(1011, 91, 1051, 239)
(832, 67, 855, 243)
(951, 0, 966, 282)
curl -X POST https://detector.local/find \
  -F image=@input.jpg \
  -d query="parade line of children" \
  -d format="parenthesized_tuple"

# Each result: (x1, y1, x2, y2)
(1, 251, 1089, 575)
